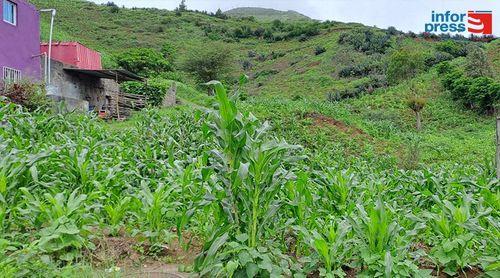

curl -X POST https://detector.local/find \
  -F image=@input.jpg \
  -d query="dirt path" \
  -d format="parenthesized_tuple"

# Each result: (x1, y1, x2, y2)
(122, 265, 189, 278)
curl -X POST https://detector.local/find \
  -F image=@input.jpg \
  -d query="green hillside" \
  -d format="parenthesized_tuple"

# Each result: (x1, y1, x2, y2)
(29, 0, 499, 166)
(224, 7, 312, 22)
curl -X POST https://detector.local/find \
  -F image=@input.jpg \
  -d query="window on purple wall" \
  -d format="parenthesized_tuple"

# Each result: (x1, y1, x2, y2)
(3, 0, 17, 26)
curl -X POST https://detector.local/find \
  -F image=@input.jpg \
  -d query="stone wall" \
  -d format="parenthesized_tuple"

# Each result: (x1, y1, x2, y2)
(47, 59, 120, 112)
(162, 82, 177, 107)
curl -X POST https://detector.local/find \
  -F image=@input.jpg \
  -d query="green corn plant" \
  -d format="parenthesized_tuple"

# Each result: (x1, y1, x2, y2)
(17, 188, 88, 229)
(16, 189, 93, 262)
(316, 168, 355, 214)
(195, 80, 303, 275)
(426, 194, 491, 276)
(301, 220, 351, 277)
(133, 181, 180, 247)
(0, 204, 5, 234)
(351, 199, 427, 277)
(284, 171, 315, 256)
(203, 80, 300, 242)
(103, 196, 131, 236)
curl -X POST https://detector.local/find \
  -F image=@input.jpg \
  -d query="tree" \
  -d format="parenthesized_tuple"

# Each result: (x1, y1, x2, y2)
(115, 48, 172, 77)
(214, 8, 228, 19)
(407, 82, 427, 131)
(407, 96, 426, 131)
(181, 43, 234, 83)
(105, 1, 119, 13)
(177, 0, 187, 12)
(465, 45, 492, 78)
(387, 44, 426, 84)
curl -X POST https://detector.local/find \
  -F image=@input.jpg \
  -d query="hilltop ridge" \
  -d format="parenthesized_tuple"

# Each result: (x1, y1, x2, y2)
(224, 7, 312, 21)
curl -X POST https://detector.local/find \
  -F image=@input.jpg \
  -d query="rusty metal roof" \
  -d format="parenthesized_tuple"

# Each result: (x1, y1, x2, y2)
(63, 68, 143, 82)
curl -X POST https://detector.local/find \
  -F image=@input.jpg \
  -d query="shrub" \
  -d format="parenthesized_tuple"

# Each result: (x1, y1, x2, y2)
(242, 60, 253, 71)
(327, 75, 387, 101)
(115, 48, 172, 77)
(0, 81, 51, 111)
(465, 45, 492, 78)
(425, 51, 454, 68)
(233, 25, 253, 39)
(314, 46, 326, 56)
(286, 23, 320, 40)
(272, 19, 284, 30)
(338, 60, 383, 78)
(120, 78, 171, 106)
(253, 27, 265, 38)
(181, 43, 234, 83)
(269, 51, 285, 60)
(467, 77, 500, 113)
(387, 44, 426, 84)
(105, 1, 119, 13)
(326, 91, 341, 102)
(435, 40, 468, 58)
(214, 8, 228, 19)
(160, 42, 177, 64)
(386, 26, 401, 36)
(442, 65, 500, 113)
(436, 61, 452, 75)
(263, 29, 275, 41)
(338, 29, 391, 54)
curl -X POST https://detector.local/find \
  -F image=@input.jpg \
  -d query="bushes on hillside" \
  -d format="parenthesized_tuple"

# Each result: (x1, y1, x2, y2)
(228, 22, 322, 42)
(440, 62, 499, 114)
(438, 44, 498, 114)
(233, 25, 253, 38)
(465, 45, 492, 78)
(115, 48, 172, 77)
(105, 1, 119, 13)
(435, 40, 468, 58)
(285, 23, 320, 40)
(338, 29, 391, 54)
(327, 75, 387, 101)
(314, 46, 326, 55)
(160, 42, 177, 64)
(121, 78, 171, 106)
(387, 44, 426, 84)
(424, 51, 454, 68)
(338, 59, 384, 78)
(181, 43, 234, 83)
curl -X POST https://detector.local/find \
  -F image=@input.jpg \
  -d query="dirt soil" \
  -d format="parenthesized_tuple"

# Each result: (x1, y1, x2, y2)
(88, 230, 202, 278)
(305, 112, 369, 138)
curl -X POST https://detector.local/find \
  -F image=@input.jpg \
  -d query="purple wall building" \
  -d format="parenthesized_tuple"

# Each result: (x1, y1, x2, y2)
(0, 0, 41, 82)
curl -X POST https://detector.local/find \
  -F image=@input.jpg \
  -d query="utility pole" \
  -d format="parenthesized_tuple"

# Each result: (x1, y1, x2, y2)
(496, 116, 500, 179)
(40, 9, 56, 84)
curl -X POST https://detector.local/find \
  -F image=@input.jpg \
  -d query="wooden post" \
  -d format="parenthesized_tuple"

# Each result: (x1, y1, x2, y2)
(496, 116, 500, 179)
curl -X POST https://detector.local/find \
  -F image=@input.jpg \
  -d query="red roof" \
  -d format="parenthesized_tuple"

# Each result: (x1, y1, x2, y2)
(40, 42, 102, 70)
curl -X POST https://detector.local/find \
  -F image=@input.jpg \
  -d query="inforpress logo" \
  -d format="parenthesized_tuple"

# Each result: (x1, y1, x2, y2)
(425, 10, 493, 35)
(468, 11, 492, 34)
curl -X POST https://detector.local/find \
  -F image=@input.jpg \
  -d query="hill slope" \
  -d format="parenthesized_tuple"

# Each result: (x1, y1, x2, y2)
(224, 7, 311, 21)
(29, 0, 499, 166)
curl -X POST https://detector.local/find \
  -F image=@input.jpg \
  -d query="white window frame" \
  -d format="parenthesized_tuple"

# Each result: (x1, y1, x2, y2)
(3, 0, 17, 26)
(2, 67, 22, 84)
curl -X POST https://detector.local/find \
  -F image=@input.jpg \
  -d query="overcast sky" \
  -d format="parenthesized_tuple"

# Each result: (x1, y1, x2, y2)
(90, 0, 498, 35)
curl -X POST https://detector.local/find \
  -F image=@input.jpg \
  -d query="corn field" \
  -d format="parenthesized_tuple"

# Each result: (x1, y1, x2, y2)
(0, 83, 498, 277)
